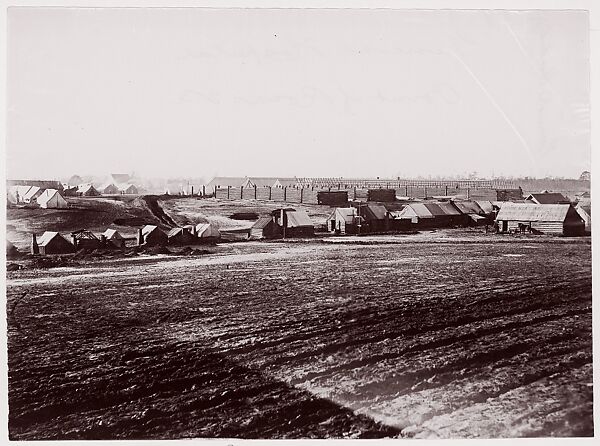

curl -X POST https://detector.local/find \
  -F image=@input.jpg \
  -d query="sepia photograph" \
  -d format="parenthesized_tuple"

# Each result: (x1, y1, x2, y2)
(2, 1, 596, 442)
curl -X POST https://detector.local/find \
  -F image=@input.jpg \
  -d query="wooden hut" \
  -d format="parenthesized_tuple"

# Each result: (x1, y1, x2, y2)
(37, 231, 76, 255)
(367, 189, 396, 202)
(70, 229, 102, 250)
(140, 225, 168, 246)
(317, 191, 348, 206)
(525, 192, 571, 205)
(495, 203, 585, 236)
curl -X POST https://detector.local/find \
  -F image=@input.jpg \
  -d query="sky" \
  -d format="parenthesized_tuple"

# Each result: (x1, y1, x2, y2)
(6, 8, 591, 181)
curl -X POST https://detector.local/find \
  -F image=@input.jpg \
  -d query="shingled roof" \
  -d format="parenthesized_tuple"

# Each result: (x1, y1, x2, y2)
(495, 203, 574, 222)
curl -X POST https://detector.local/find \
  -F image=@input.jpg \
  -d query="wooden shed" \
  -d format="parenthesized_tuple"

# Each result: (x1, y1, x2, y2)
(525, 192, 571, 205)
(140, 225, 168, 246)
(37, 232, 76, 255)
(70, 229, 102, 250)
(317, 190, 348, 206)
(367, 189, 396, 202)
(495, 203, 585, 236)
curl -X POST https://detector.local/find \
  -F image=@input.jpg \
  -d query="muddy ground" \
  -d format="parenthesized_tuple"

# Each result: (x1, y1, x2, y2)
(6, 233, 593, 439)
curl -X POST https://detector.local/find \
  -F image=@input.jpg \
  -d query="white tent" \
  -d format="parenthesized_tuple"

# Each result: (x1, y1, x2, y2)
(195, 223, 221, 238)
(37, 189, 68, 209)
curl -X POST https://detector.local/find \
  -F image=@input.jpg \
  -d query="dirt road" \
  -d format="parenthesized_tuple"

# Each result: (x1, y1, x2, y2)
(6, 234, 593, 439)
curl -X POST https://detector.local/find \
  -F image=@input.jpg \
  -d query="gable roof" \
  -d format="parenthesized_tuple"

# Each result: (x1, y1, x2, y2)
(361, 203, 388, 220)
(142, 225, 161, 237)
(195, 223, 221, 237)
(37, 189, 65, 203)
(77, 183, 97, 193)
(436, 202, 462, 216)
(453, 201, 485, 215)
(38, 231, 67, 247)
(495, 203, 575, 222)
(475, 200, 494, 214)
(103, 228, 124, 239)
(167, 227, 185, 237)
(331, 208, 361, 224)
(252, 216, 274, 229)
(286, 211, 313, 228)
(399, 203, 434, 218)
(422, 203, 447, 217)
(525, 192, 570, 204)
(206, 177, 248, 189)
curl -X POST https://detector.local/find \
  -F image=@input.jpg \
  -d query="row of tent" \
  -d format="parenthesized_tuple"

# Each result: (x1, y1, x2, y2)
(27, 223, 222, 255)
(63, 182, 139, 196)
(8, 186, 69, 208)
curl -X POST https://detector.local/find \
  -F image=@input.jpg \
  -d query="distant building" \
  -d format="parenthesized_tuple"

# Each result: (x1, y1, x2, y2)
(102, 183, 120, 194)
(367, 189, 396, 202)
(317, 190, 349, 206)
(8, 180, 64, 191)
(37, 231, 76, 255)
(37, 189, 68, 209)
(118, 183, 138, 194)
(67, 175, 83, 187)
(77, 183, 101, 197)
(495, 203, 585, 236)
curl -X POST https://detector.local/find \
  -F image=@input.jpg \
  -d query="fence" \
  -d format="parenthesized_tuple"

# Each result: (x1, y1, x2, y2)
(213, 184, 514, 204)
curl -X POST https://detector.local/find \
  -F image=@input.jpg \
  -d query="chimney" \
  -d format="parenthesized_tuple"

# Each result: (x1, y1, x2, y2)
(137, 228, 144, 246)
(31, 233, 39, 255)
(192, 225, 197, 237)
(100, 234, 107, 246)
(71, 234, 78, 249)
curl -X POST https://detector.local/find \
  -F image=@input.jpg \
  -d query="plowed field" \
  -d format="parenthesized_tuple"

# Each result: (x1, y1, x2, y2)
(6, 234, 593, 439)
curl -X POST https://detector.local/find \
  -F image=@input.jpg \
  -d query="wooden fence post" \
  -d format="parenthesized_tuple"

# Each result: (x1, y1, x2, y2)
(300, 187, 303, 203)
(284, 187, 287, 202)
(227, 186, 230, 199)
(254, 185, 257, 199)
(269, 186, 272, 200)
